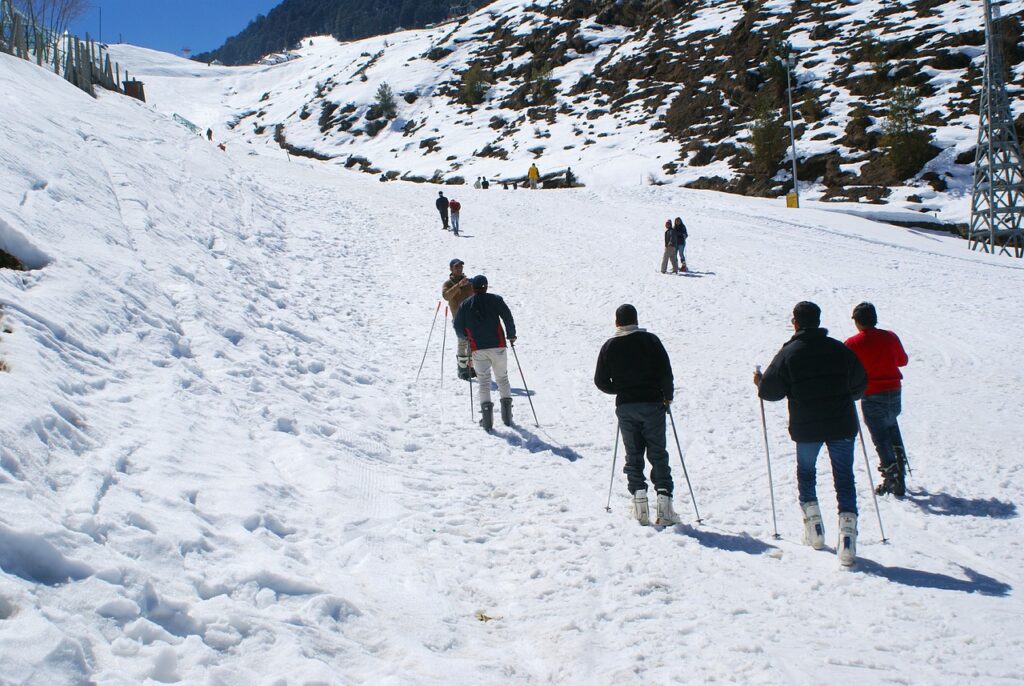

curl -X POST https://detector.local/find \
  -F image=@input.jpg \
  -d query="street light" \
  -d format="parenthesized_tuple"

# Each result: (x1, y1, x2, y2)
(785, 53, 800, 208)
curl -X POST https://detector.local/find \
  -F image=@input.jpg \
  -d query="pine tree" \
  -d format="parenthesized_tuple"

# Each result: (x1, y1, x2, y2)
(750, 93, 787, 177)
(881, 86, 934, 178)
(375, 82, 398, 119)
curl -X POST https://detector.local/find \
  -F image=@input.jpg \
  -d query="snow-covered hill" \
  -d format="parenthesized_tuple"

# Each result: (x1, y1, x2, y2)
(2, 32, 1024, 685)
(119, 0, 1024, 225)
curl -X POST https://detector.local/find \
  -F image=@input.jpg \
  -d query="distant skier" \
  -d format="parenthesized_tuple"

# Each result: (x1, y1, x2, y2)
(844, 302, 909, 497)
(206, 128, 213, 141)
(660, 220, 679, 274)
(527, 163, 540, 189)
(481, 177, 490, 189)
(594, 304, 679, 526)
(754, 301, 868, 567)
(474, 177, 482, 189)
(565, 167, 576, 188)
(442, 258, 475, 380)
(673, 217, 688, 273)
(436, 191, 449, 231)
(453, 275, 517, 431)
(449, 198, 462, 235)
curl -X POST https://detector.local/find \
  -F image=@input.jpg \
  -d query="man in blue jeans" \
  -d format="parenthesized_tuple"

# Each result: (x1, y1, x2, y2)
(594, 304, 679, 526)
(755, 301, 867, 566)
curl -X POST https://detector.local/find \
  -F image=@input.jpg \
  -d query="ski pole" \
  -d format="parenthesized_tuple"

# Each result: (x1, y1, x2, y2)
(605, 424, 620, 513)
(856, 409, 889, 544)
(756, 366, 781, 540)
(415, 301, 442, 383)
(440, 306, 448, 389)
(510, 342, 539, 427)
(667, 406, 702, 524)
(469, 371, 474, 422)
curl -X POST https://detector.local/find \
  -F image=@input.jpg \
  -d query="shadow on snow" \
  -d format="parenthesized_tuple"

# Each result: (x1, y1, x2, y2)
(905, 489, 1017, 519)
(855, 560, 1012, 597)
(674, 524, 779, 556)
(490, 425, 583, 462)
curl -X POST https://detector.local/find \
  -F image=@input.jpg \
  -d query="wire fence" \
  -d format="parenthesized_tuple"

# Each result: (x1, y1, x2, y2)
(0, 0, 134, 97)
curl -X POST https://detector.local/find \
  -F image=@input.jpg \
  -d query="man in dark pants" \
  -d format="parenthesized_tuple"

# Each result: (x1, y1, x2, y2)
(755, 301, 868, 567)
(435, 191, 449, 230)
(594, 304, 678, 526)
(845, 302, 909, 497)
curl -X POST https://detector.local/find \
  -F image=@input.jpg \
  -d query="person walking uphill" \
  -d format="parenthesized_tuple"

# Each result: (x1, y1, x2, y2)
(594, 304, 680, 526)
(528, 163, 540, 189)
(754, 301, 868, 566)
(448, 198, 462, 236)
(453, 275, 517, 431)
(673, 217, 688, 273)
(660, 220, 679, 274)
(442, 258, 475, 380)
(844, 302, 909, 497)
(436, 191, 450, 231)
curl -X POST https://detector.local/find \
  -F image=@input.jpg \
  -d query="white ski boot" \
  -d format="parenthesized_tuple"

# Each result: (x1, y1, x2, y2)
(655, 493, 681, 526)
(632, 489, 650, 526)
(801, 501, 825, 550)
(837, 512, 858, 567)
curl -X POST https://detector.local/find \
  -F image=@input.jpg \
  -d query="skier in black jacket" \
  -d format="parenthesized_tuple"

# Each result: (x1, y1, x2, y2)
(435, 191, 449, 231)
(754, 301, 868, 566)
(594, 304, 679, 526)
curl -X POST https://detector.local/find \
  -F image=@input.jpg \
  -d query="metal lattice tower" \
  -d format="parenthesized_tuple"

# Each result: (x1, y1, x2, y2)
(969, 0, 1024, 258)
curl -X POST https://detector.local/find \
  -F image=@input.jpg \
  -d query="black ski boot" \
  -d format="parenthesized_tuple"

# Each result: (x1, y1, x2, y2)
(875, 464, 904, 497)
(500, 397, 513, 426)
(479, 401, 494, 432)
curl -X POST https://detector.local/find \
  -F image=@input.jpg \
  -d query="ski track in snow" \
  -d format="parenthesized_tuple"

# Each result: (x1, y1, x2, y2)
(0, 48, 1023, 685)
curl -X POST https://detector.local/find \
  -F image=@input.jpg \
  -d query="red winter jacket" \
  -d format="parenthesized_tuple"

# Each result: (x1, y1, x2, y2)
(844, 328, 908, 396)
(449, 199, 461, 212)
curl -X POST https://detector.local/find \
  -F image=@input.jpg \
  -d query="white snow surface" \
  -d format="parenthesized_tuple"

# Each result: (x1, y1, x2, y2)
(1, 40, 1024, 685)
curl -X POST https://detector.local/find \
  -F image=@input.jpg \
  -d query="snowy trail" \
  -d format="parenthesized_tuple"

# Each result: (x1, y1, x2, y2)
(1, 50, 1023, 684)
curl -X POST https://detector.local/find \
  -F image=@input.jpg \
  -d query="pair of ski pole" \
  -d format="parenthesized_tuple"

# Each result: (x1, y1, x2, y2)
(604, 405, 702, 524)
(756, 365, 888, 543)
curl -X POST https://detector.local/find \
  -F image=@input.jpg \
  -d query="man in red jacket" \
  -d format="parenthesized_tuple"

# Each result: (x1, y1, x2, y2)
(844, 302, 909, 496)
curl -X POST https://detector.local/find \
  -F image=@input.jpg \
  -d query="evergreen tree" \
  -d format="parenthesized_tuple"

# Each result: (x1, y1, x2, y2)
(375, 82, 398, 119)
(750, 93, 787, 177)
(881, 86, 934, 178)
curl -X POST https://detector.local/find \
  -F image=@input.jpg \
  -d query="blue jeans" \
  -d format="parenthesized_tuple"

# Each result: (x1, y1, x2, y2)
(676, 242, 686, 265)
(796, 438, 857, 514)
(616, 403, 673, 495)
(861, 390, 903, 470)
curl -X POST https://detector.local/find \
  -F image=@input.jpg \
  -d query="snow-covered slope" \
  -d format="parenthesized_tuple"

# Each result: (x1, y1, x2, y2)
(112, 0, 1024, 225)
(2, 40, 1024, 684)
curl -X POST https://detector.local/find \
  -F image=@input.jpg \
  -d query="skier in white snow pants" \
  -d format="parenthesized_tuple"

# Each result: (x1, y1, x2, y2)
(452, 274, 517, 430)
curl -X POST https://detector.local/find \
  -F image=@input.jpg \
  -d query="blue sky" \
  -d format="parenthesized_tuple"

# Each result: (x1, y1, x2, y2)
(70, 1, 283, 55)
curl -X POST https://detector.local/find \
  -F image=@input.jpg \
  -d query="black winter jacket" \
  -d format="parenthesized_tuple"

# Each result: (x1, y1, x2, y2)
(758, 328, 868, 442)
(594, 329, 674, 406)
(436, 197, 449, 213)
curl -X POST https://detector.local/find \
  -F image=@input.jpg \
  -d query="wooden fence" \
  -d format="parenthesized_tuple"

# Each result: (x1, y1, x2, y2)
(0, 0, 133, 97)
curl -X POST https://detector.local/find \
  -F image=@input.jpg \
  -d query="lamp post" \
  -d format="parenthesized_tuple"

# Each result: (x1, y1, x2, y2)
(785, 53, 800, 208)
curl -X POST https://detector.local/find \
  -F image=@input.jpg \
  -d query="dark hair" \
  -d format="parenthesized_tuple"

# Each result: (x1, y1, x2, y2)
(792, 301, 821, 329)
(852, 302, 878, 327)
(615, 304, 638, 326)
(665, 219, 672, 229)
(674, 217, 683, 227)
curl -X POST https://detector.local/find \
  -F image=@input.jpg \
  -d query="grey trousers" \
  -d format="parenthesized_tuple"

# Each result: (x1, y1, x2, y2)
(660, 246, 679, 273)
(616, 402, 673, 495)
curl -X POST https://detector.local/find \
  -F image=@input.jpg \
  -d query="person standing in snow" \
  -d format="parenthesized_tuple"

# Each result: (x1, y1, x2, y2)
(442, 259, 475, 381)
(436, 191, 450, 231)
(449, 198, 462, 236)
(844, 302, 909, 497)
(660, 220, 679, 274)
(453, 275, 517, 431)
(527, 163, 540, 189)
(482, 177, 490, 189)
(754, 301, 868, 566)
(474, 177, 482, 189)
(673, 217, 688, 273)
(594, 304, 679, 526)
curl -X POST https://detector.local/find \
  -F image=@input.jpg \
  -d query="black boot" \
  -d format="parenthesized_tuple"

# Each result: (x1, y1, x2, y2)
(875, 464, 902, 497)
(500, 398, 513, 426)
(479, 402, 494, 432)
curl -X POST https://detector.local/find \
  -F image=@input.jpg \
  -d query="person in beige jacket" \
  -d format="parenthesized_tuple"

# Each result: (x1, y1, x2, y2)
(442, 258, 475, 380)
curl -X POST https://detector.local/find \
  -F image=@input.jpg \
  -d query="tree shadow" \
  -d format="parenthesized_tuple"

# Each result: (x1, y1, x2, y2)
(906, 489, 1017, 519)
(674, 525, 779, 556)
(855, 559, 1011, 597)
(491, 425, 582, 462)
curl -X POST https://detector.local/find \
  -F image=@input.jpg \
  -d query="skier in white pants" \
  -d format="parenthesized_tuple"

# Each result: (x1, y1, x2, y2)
(452, 274, 517, 431)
